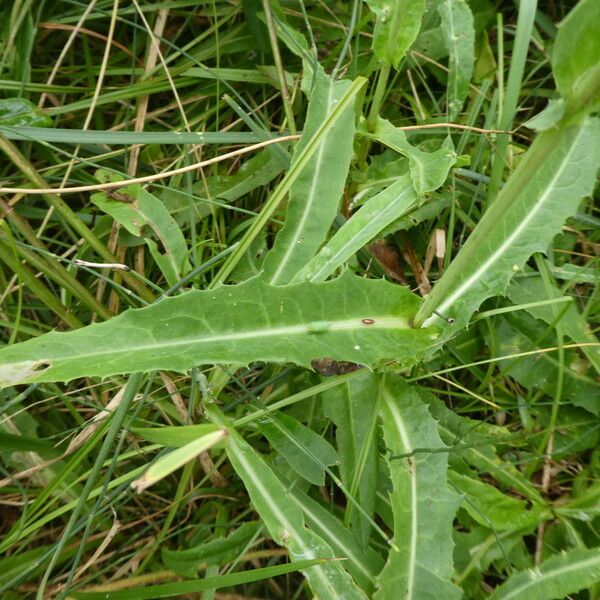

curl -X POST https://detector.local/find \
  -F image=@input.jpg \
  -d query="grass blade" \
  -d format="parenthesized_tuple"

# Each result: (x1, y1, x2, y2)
(70, 559, 328, 599)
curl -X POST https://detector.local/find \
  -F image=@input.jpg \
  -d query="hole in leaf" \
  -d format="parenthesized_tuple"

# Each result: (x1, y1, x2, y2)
(32, 361, 51, 372)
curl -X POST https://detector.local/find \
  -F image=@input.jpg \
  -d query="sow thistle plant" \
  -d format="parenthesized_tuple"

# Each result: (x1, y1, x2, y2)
(0, 1, 598, 599)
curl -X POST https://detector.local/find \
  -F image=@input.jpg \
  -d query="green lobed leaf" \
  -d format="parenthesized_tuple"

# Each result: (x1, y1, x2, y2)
(552, 0, 600, 115)
(161, 521, 261, 578)
(365, 0, 426, 67)
(417, 116, 600, 329)
(363, 118, 456, 195)
(91, 170, 191, 288)
(294, 175, 418, 283)
(0, 273, 438, 387)
(438, 0, 475, 119)
(212, 76, 367, 286)
(262, 66, 357, 285)
(489, 547, 600, 600)
(257, 411, 338, 486)
(449, 471, 549, 532)
(375, 376, 461, 600)
(212, 415, 369, 600)
(322, 371, 380, 547)
(0, 97, 52, 127)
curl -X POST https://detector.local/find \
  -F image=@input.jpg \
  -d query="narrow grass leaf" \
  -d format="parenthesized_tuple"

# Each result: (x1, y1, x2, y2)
(364, 118, 456, 195)
(417, 117, 600, 328)
(322, 371, 380, 547)
(294, 175, 418, 283)
(0, 273, 437, 387)
(489, 547, 600, 600)
(0, 126, 285, 145)
(257, 411, 337, 486)
(222, 426, 369, 600)
(375, 376, 461, 600)
(262, 66, 357, 285)
(438, 0, 475, 119)
(365, 0, 426, 67)
(69, 559, 327, 599)
(131, 429, 228, 492)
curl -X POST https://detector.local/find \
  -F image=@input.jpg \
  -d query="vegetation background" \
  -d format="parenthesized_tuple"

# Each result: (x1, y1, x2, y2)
(0, 0, 598, 598)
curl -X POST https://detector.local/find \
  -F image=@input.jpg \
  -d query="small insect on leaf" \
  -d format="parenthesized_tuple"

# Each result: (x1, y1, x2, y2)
(106, 188, 134, 203)
(311, 357, 363, 376)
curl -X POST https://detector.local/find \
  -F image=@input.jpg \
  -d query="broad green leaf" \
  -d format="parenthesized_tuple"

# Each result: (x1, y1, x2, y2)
(131, 429, 228, 492)
(286, 481, 384, 594)
(162, 521, 260, 577)
(438, 0, 475, 118)
(506, 275, 600, 376)
(417, 116, 600, 328)
(91, 170, 191, 287)
(257, 411, 338, 486)
(0, 431, 58, 456)
(489, 547, 600, 600)
(0, 273, 438, 387)
(524, 98, 566, 132)
(322, 371, 380, 547)
(365, 0, 426, 67)
(214, 419, 369, 600)
(0, 97, 52, 127)
(132, 424, 220, 447)
(262, 67, 357, 285)
(363, 118, 456, 195)
(449, 471, 549, 532)
(294, 175, 418, 283)
(375, 376, 461, 600)
(70, 559, 327, 600)
(552, 0, 600, 115)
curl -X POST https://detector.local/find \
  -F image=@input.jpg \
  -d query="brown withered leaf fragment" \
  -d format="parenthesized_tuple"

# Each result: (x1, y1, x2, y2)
(311, 357, 363, 376)
(368, 239, 408, 284)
